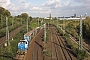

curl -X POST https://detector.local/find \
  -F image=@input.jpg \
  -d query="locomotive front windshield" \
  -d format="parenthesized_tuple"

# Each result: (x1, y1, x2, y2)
(20, 41, 27, 44)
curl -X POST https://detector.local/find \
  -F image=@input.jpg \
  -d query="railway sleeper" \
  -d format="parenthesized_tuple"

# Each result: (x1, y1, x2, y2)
(52, 58, 57, 60)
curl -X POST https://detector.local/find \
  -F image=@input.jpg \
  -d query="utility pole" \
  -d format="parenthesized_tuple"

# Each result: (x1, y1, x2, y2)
(5, 17, 10, 46)
(79, 15, 82, 50)
(57, 18, 58, 27)
(27, 17, 28, 32)
(21, 18, 22, 25)
(43, 23, 46, 52)
(41, 19, 42, 25)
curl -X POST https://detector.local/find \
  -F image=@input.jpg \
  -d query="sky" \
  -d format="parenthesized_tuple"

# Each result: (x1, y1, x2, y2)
(0, 0, 90, 17)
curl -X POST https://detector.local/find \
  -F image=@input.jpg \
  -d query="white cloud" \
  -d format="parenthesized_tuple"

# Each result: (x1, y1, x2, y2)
(73, 0, 90, 7)
(7, 4, 19, 11)
(42, 0, 62, 8)
(0, 0, 11, 8)
(19, 0, 25, 3)
(63, 0, 72, 6)
(74, 0, 90, 3)
(16, 0, 26, 3)
(30, 6, 43, 11)
(23, 2, 31, 8)
(0, 0, 90, 17)
(40, 9, 51, 14)
(42, 0, 75, 9)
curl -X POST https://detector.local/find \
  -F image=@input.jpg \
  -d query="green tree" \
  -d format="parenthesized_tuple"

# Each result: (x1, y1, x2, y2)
(0, 7, 11, 28)
(0, 7, 5, 15)
(21, 13, 28, 19)
(83, 17, 90, 38)
(29, 16, 32, 21)
(0, 7, 11, 17)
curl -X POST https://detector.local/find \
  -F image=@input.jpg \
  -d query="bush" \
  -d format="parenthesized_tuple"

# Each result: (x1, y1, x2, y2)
(74, 48, 88, 60)
(0, 29, 6, 37)
(0, 27, 24, 60)
(63, 34, 88, 60)
(0, 23, 21, 38)
(52, 24, 63, 36)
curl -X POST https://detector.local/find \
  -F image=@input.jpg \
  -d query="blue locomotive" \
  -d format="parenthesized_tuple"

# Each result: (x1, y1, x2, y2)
(17, 39, 28, 54)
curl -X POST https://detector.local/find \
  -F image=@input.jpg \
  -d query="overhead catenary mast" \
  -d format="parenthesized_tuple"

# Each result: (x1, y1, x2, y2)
(27, 17, 28, 32)
(5, 17, 10, 46)
(38, 18, 39, 27)
(57, 17, 59, 27)
(21, 18, 22, 25)
(79, 15, 83, 50)
(43, 23, 46, 52)
(63, 16, 65, 36)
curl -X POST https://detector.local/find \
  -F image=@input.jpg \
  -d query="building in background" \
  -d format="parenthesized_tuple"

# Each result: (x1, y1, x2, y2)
(50, 14, 52, 20)
(70, 14, 76, 18)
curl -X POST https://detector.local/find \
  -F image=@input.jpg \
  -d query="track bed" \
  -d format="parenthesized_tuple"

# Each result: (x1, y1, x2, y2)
(25, 24, 77, 60)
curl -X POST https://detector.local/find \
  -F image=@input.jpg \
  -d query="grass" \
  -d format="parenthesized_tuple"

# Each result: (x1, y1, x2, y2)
(44, 50, 52, 57)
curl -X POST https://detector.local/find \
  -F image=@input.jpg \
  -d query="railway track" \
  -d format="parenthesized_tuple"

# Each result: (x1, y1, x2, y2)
(32, 39, 40, 60)
(14, 54, 26, 60)
(50, 31, 52, 60)
(51, 27, 65, 60)
(0, 25, 25, 46)
(25, 29, 44, 60)
(49, 25, 76, 60)
(0, 36, 6, 46)
(69, 34, 90, 55)
(32, 44, 34, 60)
(25, 24, 77, 60)
(29, 29, 44, 60)
(49, 27, 55, 60)
(57, 36, 72, 60)
(59, 26, 90, 56)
